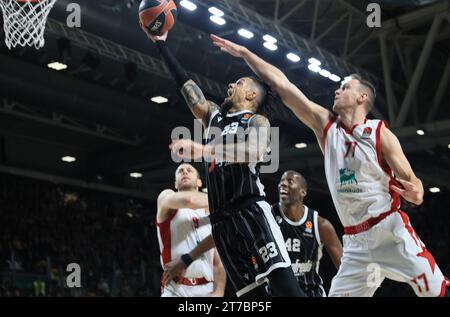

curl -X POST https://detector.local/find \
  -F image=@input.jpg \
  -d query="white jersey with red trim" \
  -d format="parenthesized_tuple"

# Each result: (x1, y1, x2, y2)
(323, 118, 400, 227)
(157, 208, 214, 281)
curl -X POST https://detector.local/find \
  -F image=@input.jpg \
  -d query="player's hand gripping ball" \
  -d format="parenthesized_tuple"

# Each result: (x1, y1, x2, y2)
(139, 0, 177, 36)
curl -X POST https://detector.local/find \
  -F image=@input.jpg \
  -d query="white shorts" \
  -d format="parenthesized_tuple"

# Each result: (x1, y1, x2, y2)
(329, 210, 449, 297)
(161, 281, 214, 297)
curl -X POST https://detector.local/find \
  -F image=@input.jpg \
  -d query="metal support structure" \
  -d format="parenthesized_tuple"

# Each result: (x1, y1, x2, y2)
(274, 0, 280, 21)
(45, 19, 226, 99)
(310, 0, 320, 41)
(194, 0, 378, 82)
(427, 56, 450, 122)
(379, 34, 397, 124)
(278, 0, 308, 24)
(343, 13, 353, 57)
(314, 13, 350, 44)
(0, 98, 139, 146)
(346, 1, 448, 67)
(381, 1, 449, 35)
(396, 13, 445, 127)
(336, 0, 367, 20)
(347, 33, 375, 59)
(393, 38, 410, 81)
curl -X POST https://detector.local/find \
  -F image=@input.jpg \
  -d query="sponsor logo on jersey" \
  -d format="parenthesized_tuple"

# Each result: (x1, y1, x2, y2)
(192, 217, 199, 229)
(337, 168, 363, 194)
(305, 220, 313, 233)
(251, 256, 259, 270)
(339, 168, 358, 186)
(240, 113, 253, 124)
(338, 168, 363, 193)
(292, 259, 313, 274)
(362, 126, 372, 139)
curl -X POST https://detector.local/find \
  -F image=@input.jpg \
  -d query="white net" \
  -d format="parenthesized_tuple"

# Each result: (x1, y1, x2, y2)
(0, 0, 57, 49)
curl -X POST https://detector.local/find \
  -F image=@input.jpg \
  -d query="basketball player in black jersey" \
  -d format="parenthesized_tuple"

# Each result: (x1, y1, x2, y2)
(273, 171, 343, 296)
(141, 29, 304, 297)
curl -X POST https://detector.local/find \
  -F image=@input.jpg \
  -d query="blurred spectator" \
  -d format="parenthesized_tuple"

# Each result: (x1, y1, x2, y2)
(0, 173, 159, 297)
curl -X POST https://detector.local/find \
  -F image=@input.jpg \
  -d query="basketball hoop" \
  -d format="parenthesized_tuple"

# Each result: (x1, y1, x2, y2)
(0, 0, 57, 49)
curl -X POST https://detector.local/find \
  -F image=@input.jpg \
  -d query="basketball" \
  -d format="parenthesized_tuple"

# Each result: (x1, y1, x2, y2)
(139, 0, 177, 36)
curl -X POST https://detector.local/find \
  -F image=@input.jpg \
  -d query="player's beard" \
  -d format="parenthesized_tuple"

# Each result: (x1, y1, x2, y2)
(220, 97, 234, 115)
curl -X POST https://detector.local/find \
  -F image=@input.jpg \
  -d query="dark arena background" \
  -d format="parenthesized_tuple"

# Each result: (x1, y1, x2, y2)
(0, 0, 449, 298)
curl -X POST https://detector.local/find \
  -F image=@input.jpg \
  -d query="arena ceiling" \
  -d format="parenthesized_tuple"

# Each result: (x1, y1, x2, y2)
(0, 0, 449, 202)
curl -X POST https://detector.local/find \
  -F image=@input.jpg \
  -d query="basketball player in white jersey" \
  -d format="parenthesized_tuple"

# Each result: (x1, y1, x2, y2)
(211, 35, 450, 297)
(157, 163, 226, 297)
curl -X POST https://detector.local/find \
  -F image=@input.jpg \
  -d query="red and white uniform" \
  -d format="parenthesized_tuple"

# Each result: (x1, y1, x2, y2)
(324, 117, 449, 297)
(157, 207, 214, 297)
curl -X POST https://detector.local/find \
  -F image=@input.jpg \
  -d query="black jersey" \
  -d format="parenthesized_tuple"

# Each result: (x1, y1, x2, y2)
(272, 203, 325, 296)
(204, 110, 266, 213)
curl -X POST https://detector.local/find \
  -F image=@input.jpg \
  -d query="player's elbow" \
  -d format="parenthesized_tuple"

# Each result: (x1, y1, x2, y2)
(185, 196, 199, 208)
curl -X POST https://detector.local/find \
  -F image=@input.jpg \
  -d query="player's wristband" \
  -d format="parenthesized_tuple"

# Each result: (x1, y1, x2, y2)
(155, 40, 189, 88)
(180, 253, 194, 268)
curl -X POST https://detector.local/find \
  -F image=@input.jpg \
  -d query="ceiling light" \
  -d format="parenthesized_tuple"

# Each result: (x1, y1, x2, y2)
(201, 188, 208, 193)
(262, 34, 277, 43)
(295, 143, 307, 149)
(429, 187, 440, 193)
(61, 156, 76, 163)
(308, 64, 321, 73)
(416, 129, 425, 136)
(151, 96, 168, 104)
(130, 172, 143, 178)
(208, 6, 224, 16)
(308, 57, 321, 65)
(263, 42, 278, 51)
(210, 15, 226, 25)
(286, 53, 300, 63)
(48, 62, 67, 71)
(238, 28, 254, 39)
(180, 0, 197, 11)
(319, 69, 331, 78)
(329, 74, 341, 82)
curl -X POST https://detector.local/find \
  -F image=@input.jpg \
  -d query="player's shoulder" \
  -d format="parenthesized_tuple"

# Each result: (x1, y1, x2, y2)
(316, 214, 334, 230)
(157, 189, 175, 203)
(249, 113, 270, 127)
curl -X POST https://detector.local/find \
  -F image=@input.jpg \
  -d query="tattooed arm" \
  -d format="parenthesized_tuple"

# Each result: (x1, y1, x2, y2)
(140, 29, 219, 127)
(181, 80, 220, 127)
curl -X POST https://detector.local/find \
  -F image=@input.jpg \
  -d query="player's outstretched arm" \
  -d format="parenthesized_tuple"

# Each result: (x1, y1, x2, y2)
(318, 216, 343, 269)
(211, 34, 331, 135)
(380, 124, 424, 205)
(157, 189, 208, 215)
(141, 28, 219, 126)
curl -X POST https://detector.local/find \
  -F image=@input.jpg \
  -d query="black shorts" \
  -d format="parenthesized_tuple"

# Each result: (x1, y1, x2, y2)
(300, 284, 326, 297)
(210, 199, 291, 297)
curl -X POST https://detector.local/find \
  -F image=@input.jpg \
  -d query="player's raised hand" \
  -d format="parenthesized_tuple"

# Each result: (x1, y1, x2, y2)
(390, 178, 423, 205)
(169, 139, 204, 160)
(210, 34, 247, 58)
(140, 21, 168, 42)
